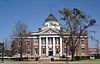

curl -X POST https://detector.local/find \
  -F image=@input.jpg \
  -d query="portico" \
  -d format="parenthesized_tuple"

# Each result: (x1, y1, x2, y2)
(39, 36, 62, 57)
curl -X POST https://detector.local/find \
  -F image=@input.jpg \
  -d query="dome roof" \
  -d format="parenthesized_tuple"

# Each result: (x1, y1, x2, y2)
(45, 13, 58, 22)
(41, 13, 61, 30)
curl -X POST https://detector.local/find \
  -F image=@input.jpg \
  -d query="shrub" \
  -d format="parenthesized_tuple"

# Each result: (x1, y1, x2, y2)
(62, 55, 66, 58)
(35, 57, 39, 61)
(75, 56, 80, 61)
(75, 56, 90, 60)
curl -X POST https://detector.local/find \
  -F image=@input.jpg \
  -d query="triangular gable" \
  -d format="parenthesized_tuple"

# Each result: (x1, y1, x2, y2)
(39, 28, 59, 34)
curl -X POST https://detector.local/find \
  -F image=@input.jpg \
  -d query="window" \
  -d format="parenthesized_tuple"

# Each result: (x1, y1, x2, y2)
(34, 38, 38, 43)
(27, 40, 31, 45)
(27, 49, 31, 54)
(48, 37, 53, 44)
(64, 48, 67, 53)
(27, 51, 30, 54)
(35, 48, 38, 54)
(81, 38, 84, 44)
(27, 42, 30, 45)
(81, 51, 85, 54)
(41, 37, 46, 44)
(42, 48, 46, 54)
(56, 47, 60, 54)
(44, 25, 48, 27)
(81, 47, 85, 50)
(55, 37, 60, 44)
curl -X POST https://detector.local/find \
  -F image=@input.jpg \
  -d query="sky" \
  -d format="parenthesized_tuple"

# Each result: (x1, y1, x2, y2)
(0, 0, 100, 48)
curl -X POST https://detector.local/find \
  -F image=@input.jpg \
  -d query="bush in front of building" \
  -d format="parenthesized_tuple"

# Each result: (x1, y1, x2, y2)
(35, 57, 39, 61)
(94, 54, 100, 59)
(62, 55, 66, 58)
(74, 56, 80, 61)
(75, 56, 90, 60)
(11, 57, 28, 61)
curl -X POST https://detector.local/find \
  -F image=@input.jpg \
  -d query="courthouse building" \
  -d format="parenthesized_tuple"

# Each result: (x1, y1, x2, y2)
(12, 14, 88, 58)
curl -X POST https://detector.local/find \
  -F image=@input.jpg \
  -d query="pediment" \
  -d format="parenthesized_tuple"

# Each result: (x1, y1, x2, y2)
(39, 28, 59, 34)
(44, 29, 57, 33)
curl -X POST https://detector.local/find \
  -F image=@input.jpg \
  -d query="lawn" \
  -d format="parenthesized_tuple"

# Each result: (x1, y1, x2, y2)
(68, 59, 100, 64)
(0, 59, 100, 64)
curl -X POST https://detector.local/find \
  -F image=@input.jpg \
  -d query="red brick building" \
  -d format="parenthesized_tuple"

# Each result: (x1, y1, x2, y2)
(88, 48, 100, 57)
(11, 14, 88, 58)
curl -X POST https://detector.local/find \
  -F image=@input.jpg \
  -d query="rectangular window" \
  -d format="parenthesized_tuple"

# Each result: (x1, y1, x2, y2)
(42, 48, 46, 54)
(35, 48, 38, 54)
(81, 38, 84, 44)
(27, 49, 31, 54)
(81, 51, 85, 54)
(34, 38, 38, 43)
(44, 25, 48, 27)
(48, 37, 53, 44)
(41, 37, 46, 44)
(64, 48, 67, 53)
(81, 47, 85, 50)
(27, 39, 31, 45)
(55, 37, 60, 44)
(56, 46, 60, 54)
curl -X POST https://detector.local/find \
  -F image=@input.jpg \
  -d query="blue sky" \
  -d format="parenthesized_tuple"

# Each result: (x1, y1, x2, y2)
(0, 0, 100, 48)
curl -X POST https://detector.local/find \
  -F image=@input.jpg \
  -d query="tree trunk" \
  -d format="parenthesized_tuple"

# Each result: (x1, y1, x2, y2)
(20, 41, 23, 61)
(20, 52, 22, 61)
(71, 49, 75, 61)
(72, 51, 74, 61)
(20, 33, 23, 61)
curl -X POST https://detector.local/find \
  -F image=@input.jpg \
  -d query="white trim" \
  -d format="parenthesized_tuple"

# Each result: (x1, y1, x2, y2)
(14, 37, 37, 38)
(53, 37, 56, 56)
(40, 35, 60, 37)
(46, 37, 48, 56)
(39, 37, 41, 56)
(60, 37, 62, 56)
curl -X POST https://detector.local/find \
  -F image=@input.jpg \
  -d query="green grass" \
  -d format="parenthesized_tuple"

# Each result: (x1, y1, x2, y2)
(68, 59, 100, 64)
(0, 59, 100, 64)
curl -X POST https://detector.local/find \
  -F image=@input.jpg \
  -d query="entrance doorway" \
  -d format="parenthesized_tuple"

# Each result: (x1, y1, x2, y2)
(49, 51, 53, 56)
(48, 48, 53, 56)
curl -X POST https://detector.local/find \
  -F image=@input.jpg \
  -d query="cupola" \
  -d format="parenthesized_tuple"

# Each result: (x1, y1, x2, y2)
(41, 13, 61, 30)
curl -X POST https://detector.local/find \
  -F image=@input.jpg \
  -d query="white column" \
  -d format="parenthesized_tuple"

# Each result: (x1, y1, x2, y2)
(60, 37, 62, 56)
(46, 37, 48, 56)
(53, 37, 56, 56)
(39, 37, 41, 56)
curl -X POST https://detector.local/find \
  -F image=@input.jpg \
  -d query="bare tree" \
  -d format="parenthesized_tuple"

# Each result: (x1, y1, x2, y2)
(3, 39, 7, 50)
(59, 8, 96, 61)
(3, 38, 8, 50)
(11, 21, 28, 61)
